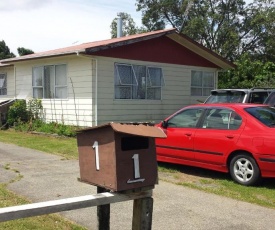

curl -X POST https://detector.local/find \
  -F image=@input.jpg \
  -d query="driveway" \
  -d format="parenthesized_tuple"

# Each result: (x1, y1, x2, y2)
(0, 142, 275, 230)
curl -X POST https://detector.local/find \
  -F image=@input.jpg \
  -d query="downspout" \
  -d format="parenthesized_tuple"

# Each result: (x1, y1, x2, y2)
(14, 66, 16, 99)
(76, 52, 98, 126)
(94, 58, 98, 126)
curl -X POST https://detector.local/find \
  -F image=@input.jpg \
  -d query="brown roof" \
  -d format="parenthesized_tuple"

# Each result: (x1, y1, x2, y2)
(0, 28, 235, 69)
(1, 28, 176, 63)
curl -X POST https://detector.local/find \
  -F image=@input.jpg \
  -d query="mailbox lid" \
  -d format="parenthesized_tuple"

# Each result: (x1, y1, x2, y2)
(77, 122, 166, 138)
(110, 123, 166, 138)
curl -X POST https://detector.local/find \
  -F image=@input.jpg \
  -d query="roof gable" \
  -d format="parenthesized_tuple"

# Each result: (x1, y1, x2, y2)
(90, 36, 219, 68)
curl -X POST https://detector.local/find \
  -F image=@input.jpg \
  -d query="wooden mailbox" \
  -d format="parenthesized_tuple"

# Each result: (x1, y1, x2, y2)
(77, 122, 166, 191)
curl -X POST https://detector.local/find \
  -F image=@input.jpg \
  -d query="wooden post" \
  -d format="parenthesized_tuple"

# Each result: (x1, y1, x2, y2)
(132, 196, 153, 230)
(97, 186, 110, 230)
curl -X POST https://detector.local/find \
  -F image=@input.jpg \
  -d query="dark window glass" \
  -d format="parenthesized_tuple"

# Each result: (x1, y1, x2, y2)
(167, 108, 203, 128)
(202, 108, 242, 130)
(245, 107, 275, 127)
(248, 92, 269, 104)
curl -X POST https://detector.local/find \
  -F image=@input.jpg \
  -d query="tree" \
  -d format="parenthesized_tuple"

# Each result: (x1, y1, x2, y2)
(17, 47, 34, 56)
(110, 12, 147, 38)
(136, 0, 194, 31)
(136, 0, 275, 62)
(246, 0, 275, 62)
(0, 40, 15, 59)
(218, 53, 275, 88)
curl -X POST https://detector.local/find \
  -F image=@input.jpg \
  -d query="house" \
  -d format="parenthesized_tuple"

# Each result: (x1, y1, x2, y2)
(0, 28, 235, 127)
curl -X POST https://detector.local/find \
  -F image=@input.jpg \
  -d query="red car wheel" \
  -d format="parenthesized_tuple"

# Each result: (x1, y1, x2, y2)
(229, 154, 261, 186)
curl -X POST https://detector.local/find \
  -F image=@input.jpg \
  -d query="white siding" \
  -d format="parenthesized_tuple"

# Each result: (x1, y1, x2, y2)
(41, 98, 93, 127)
(13, 55, 95, 127)
(95, 57, 216, 125)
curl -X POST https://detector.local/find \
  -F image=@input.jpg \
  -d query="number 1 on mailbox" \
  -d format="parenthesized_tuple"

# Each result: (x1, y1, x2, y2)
(127, 154, 145, 184)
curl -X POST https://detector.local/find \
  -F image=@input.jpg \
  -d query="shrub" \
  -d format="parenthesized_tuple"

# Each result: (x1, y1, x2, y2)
(7, 99, 78, 137)
(7, 100, 30, 126)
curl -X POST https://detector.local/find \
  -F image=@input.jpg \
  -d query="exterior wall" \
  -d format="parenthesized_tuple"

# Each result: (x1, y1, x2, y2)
(0, 65, 15, 102)
(9, 54, 218, 127)
(13, 55, 95, 127)
(94, 56, 216, 125)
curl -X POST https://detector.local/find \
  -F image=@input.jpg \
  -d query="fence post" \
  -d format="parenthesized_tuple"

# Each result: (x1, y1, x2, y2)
(132, 195, 153, 230)
(97, 186, 110, 230)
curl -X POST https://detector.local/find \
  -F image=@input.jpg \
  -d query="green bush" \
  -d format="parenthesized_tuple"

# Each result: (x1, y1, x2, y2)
(7, 100, 30, 126)
(24, 121, 77, 137)
(7, 99, 78, 137)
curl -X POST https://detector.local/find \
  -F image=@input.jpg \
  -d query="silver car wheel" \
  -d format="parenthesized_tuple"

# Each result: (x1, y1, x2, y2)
(233, 157, 254, 182)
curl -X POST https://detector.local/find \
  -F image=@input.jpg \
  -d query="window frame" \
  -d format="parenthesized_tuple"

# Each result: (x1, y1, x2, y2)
(191, 70, 215, 96)
(32, 64, 67, 99)
(202, 108, 242, 130)
(114, 63, 164, 100)
(166, 108, 204, 128)
(0, 73, 7, 96)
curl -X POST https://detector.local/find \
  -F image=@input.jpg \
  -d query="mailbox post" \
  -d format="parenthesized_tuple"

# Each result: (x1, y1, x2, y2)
(77, 122, 166, 229)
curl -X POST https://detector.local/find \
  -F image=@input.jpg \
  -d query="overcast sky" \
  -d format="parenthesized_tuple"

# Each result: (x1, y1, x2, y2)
(1, 0, 253, 56)
(0, 0, 142, 55)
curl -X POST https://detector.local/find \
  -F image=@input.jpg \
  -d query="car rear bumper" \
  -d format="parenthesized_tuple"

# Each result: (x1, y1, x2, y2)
(257, 154, 275, 177)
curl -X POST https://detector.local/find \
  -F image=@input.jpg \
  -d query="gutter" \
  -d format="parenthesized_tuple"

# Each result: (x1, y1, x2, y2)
(1, 51, 85, 64)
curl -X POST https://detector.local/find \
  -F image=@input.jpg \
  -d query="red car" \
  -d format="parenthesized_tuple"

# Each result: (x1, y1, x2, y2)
(155, 103, 275, 186)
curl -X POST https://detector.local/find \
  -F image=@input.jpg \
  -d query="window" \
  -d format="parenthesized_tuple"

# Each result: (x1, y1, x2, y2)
(202, 108, 242, 130)
(115, 63, 164, 100)
(32, 64, 67, 99)
(167, 108, 203, 128)
(205, 91, 246, 103)
(245, 107, 275, 127)
(0, 73, 7, 95)
(191, 71, 214, 96)
(248, 92, 269, 104)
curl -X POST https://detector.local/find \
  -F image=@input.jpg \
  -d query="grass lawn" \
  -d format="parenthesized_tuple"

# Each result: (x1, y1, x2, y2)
(0, 129, 78, 159)
(158, 162, 275, 209)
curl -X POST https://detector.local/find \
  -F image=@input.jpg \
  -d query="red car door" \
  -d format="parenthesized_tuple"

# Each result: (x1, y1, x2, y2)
(156, 108, 204, 162)
(193, 108, 244, 165)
